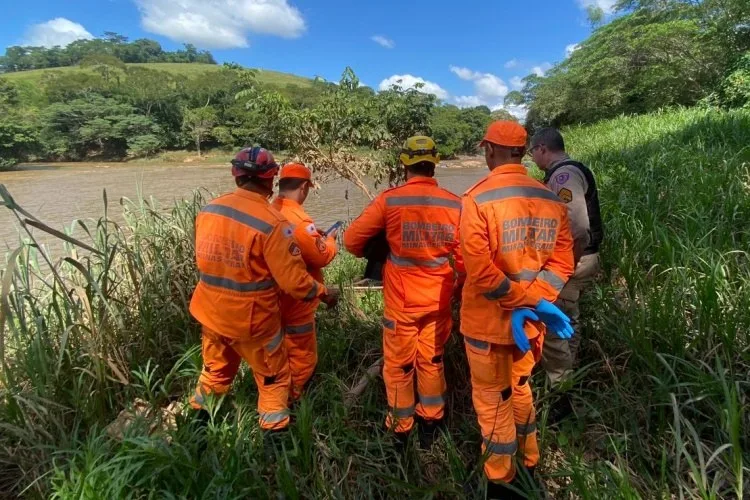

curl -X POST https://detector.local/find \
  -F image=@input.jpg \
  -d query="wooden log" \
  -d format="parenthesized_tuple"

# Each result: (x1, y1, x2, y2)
(345, 357, 384, 408)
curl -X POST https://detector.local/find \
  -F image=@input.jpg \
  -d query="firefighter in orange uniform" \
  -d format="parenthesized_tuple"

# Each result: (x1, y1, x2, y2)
(189, 147, 337, 432)
(272, 163, 338, 400)
(460, 122, 575, 498)
(344, 136, 464, 446)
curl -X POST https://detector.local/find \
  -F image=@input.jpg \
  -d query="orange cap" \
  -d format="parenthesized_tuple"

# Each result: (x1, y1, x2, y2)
(480, 121, 528, 147)
(280, 162, 313, 182)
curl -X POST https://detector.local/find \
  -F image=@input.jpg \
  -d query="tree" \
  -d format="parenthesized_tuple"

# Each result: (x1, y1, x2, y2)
(242, 68, 434, 199)
(517, 9, 727, 128)
(431, 106, 473, 158)
(80, 54, 126, 83)
(709, 52, 750, 109)
(0, 36, 217, 73)
(124, 66, 177, 116)
(42, 93, 162, 159)
(127, 134, 163, 157)
(0, 119, 38, 168)
(182, 107, 218, 157)
(490, 109, 517, 122)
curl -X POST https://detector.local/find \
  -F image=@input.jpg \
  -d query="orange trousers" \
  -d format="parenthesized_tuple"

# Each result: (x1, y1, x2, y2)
(464, 336, 539, 483)
(282, 309, 318, 401)
(382, 309, 452, 433)
(190, 326, 291, 431)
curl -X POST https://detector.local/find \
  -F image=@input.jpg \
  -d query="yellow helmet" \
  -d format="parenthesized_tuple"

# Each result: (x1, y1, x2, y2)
(399, 135, 440, 167)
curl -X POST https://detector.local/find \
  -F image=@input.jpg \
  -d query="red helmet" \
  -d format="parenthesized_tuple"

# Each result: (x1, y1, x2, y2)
(231, 147, 279, 179)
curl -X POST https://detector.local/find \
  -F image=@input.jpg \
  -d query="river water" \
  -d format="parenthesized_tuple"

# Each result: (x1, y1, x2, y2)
(0, 163, 488, 253)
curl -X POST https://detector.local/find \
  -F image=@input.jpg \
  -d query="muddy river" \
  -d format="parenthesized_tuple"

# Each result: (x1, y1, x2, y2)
(0, 163, 488, 254)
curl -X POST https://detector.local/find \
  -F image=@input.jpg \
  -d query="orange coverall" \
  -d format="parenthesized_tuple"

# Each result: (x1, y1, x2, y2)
(272, 197, 337, 400)
(460, 164, 574, 482)
(344, 176, 464, 433)
(189, 188, 328, 430)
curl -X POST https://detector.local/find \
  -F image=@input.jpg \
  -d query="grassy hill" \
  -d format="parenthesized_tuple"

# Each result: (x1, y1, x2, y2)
(2, 62, 313, 87)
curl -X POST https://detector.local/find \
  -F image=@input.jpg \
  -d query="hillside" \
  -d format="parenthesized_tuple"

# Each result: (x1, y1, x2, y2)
(2, 62, 313, 88)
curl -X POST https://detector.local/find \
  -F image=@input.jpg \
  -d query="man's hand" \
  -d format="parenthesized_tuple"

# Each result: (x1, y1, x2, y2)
(321, 288, 340, 308)
(510, 308, 538, 353)
(534, 299, 573, 339)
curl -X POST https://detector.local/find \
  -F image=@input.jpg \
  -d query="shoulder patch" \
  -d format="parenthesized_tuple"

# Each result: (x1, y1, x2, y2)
(282, 224, 294, 238)
(305, 223, 317, 235)
(555, 172, 570, 185)
(288, 242, 301, 256)
(316, 237, 327, 253)
(558, 188, 573, 203)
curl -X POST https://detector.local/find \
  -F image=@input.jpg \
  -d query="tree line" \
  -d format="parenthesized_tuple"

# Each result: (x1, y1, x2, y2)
(506, 0, 750, 129)
(0, 33, 216, 73)
(0, 58, 504, 171)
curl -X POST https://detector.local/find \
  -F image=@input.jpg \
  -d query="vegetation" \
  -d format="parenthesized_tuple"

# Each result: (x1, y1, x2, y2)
(0, 59, 492, 173)
(508, 0, 750, 128)
(1, 106, 747, 498)
(0, 33, 216, 72)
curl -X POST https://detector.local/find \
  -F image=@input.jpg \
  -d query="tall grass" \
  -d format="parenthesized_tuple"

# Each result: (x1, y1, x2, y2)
(0, 107, 748, 498)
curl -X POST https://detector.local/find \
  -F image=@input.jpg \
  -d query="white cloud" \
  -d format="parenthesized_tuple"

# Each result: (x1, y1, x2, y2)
(532, 62, 553, 77)
(504, 59, 518, 69)
(510, 76, 525, 90)
(23, 18, 94, 48)
(454, 95, 485, 108)
(449, 65, 512, 112)
(577, 0, 617, 14)
(450, 66, 509, 98)
(450, 66, 479, 81)
(378, 74, 449, 100)
(371, 35, 395, 49)
(565, 43, 581, 57)
(505, 104, 528, 122)
(135, 0, 306, 49)
(473, 73, 509, 99)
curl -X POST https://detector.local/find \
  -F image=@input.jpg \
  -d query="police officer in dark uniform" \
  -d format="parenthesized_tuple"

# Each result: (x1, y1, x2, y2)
(529, 128, 604, 420)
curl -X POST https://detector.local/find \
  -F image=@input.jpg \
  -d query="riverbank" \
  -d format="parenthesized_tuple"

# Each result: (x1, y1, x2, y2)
(10, 150, 487, 170)
(1, 107, 748, 498)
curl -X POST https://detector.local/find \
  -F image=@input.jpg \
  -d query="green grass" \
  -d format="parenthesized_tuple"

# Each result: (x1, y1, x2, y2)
(1, 62, 313, 88)
(1, 107, 749, 498)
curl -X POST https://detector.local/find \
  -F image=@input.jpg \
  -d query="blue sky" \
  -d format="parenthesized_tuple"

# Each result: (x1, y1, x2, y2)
(1, 0, 615, 115)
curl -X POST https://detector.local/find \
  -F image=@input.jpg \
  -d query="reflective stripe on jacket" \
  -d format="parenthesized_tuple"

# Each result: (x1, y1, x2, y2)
(190, 188, 326, 339)
(344, 176, 464, 313)
(460, 164, 574, 344)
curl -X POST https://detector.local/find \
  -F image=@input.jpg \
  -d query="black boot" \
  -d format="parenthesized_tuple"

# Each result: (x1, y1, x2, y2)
(393, 430, 410, 454)
(262, 427, 289, 462)
(417, 418, 444, 449)
(194, 408, 211, 429)
(548, 392, 574, 425)
(486, 479, 526, 500)
(518, 466, 544, 496)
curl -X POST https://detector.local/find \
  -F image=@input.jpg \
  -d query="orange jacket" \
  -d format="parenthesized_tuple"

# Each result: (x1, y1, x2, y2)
(344, 176, 464, 313)
(190, 188, 327, 339)
(272, 197, 337, 314)
(460, 164, 574, 344)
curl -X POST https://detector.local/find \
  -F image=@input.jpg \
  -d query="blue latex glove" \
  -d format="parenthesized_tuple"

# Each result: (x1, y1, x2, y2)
(510, 308, 539, 353)
(534, 299, 574, 339)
